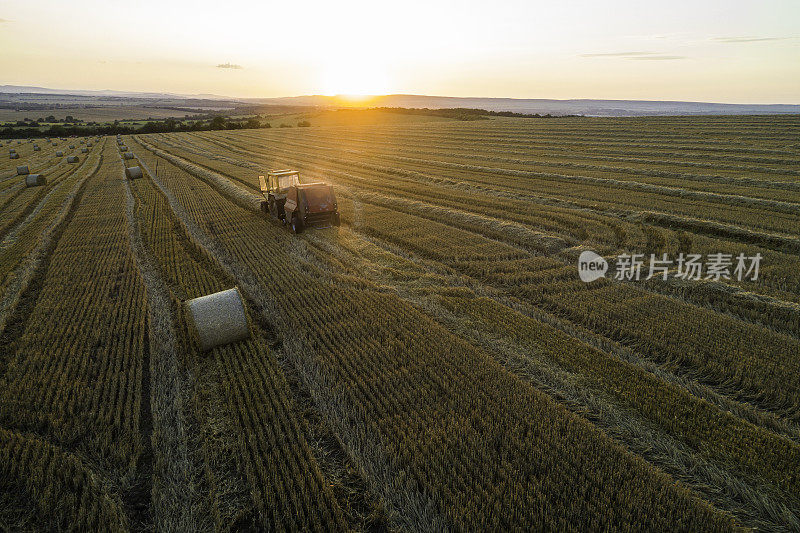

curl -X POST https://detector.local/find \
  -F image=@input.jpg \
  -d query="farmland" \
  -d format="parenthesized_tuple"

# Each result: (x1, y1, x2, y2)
(0, 112, 798, 531)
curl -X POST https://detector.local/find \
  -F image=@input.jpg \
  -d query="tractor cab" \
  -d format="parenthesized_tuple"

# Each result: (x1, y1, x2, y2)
(259, 170, 301, 220)
(265, 170, 300, 194)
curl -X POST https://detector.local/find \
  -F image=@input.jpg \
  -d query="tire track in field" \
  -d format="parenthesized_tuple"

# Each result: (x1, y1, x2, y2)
(119, 149, 198, 533)
(0, 151, 67, 185)
(131, 140, 451, 533)
(124, 150, 259, 530)
(0, 181, 23, 195)
(0, 151, 96, 248)
(329, 201, 800, 439)
(340, 187, 800, 340)
(158, 133, 800, 321)
(282, 121, 795, 149)
(144, 136, 800, 429)
(227, 125, 800, 168)
(300, 227, 799, 532)
(149, 133, 572, 255)
(236, 129, 800, 189)
(0, 148, 102, 337)
(0, 140, 147, 531)
(358, 138, 800, 192)
(0, 184, 30, 217)
(298, 126, 800, 160)
(150, 130, 800, 528)
(0, 427, 128, 531)
(339, 185, 800, 420)
(225, 131, 800, 215)
(143, 132, 800, 431)
(157, 133, 619, 246)
(185, 131, 800, 252)
(129, 145, 385, 530)
(0, 158, 79, 230)
(214, 129, 800, 210)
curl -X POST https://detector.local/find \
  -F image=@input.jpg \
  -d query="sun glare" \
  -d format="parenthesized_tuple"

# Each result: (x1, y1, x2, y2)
(320, 61, 390, 98)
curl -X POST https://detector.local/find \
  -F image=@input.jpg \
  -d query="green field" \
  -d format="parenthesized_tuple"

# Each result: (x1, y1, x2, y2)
(0, 114, 798, 531)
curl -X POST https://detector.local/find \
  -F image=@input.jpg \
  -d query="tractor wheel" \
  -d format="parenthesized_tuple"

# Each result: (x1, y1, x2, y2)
(260, 201, 268, 214)
(291, 215, 304, 234)
(268, 198, 277, 219)
(332, 213, 341, 227)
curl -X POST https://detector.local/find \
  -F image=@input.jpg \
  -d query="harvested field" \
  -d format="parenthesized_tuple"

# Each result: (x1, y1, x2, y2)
(0, 114, 798, 531)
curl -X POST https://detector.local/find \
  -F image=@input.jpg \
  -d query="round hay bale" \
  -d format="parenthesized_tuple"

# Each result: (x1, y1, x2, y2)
(79, 140, 85, 144)
(25, 174, 46, 187)
(16, 165, 29, 175)
(185, 288, 250, 352)
(66, 156, 79, 163)
(81, 148, 88, 153)
(123, 153, 134, 160)
(33, 146, 41, 151)
(120, 146, 128, 152)
(9, 148, 16, 154)
(87, 143, 93, 147)
(125, 166, 143, 179)
(69, 144, 75, 149)
(56, 151, 63, 157)
(10, 153, 19, 160)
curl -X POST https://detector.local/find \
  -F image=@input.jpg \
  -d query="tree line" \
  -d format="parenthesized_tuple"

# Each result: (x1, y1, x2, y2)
(376, 106, 582, 120)
(1, 116, 269, 139)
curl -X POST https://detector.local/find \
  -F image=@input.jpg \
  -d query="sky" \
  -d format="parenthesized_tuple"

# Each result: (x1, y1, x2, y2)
(0, 0, 798, 103)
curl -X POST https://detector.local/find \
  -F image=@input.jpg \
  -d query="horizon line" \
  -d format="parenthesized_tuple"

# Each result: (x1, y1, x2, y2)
(1, 84, 799, 107)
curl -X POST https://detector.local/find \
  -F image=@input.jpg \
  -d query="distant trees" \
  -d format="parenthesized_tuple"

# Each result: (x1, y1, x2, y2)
(210, 116, 227, 130)
(375, 107, 580, 120)
(0, 114, 270, 139)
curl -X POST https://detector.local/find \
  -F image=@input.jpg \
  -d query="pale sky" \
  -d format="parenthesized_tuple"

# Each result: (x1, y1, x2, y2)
(0, 0, 798, 102)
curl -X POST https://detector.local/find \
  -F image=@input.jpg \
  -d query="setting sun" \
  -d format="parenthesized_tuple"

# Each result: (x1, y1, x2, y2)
(320, 60, 391, 97)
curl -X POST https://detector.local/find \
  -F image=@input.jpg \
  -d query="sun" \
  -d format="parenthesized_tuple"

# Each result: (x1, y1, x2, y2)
(320, 60, 390, 98)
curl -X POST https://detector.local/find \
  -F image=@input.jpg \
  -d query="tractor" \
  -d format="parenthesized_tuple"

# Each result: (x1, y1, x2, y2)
(259, 169, 340, 233)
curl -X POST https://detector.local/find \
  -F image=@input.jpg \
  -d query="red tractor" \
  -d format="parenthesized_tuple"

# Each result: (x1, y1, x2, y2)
(259, 170, 340, 233)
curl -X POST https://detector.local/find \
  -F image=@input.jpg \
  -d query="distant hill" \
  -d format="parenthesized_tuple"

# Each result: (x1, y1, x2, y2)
(1, 85, 798, 116)
(249, 94, 800, 116)
(0, 85, 228, 100)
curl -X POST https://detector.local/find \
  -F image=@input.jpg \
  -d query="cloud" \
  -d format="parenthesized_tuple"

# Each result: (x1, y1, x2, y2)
(580, 51, 655, 57)
(629, 55, 687, 60)
(216, 63, 243, 69)
(712, 36, 786, 43)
